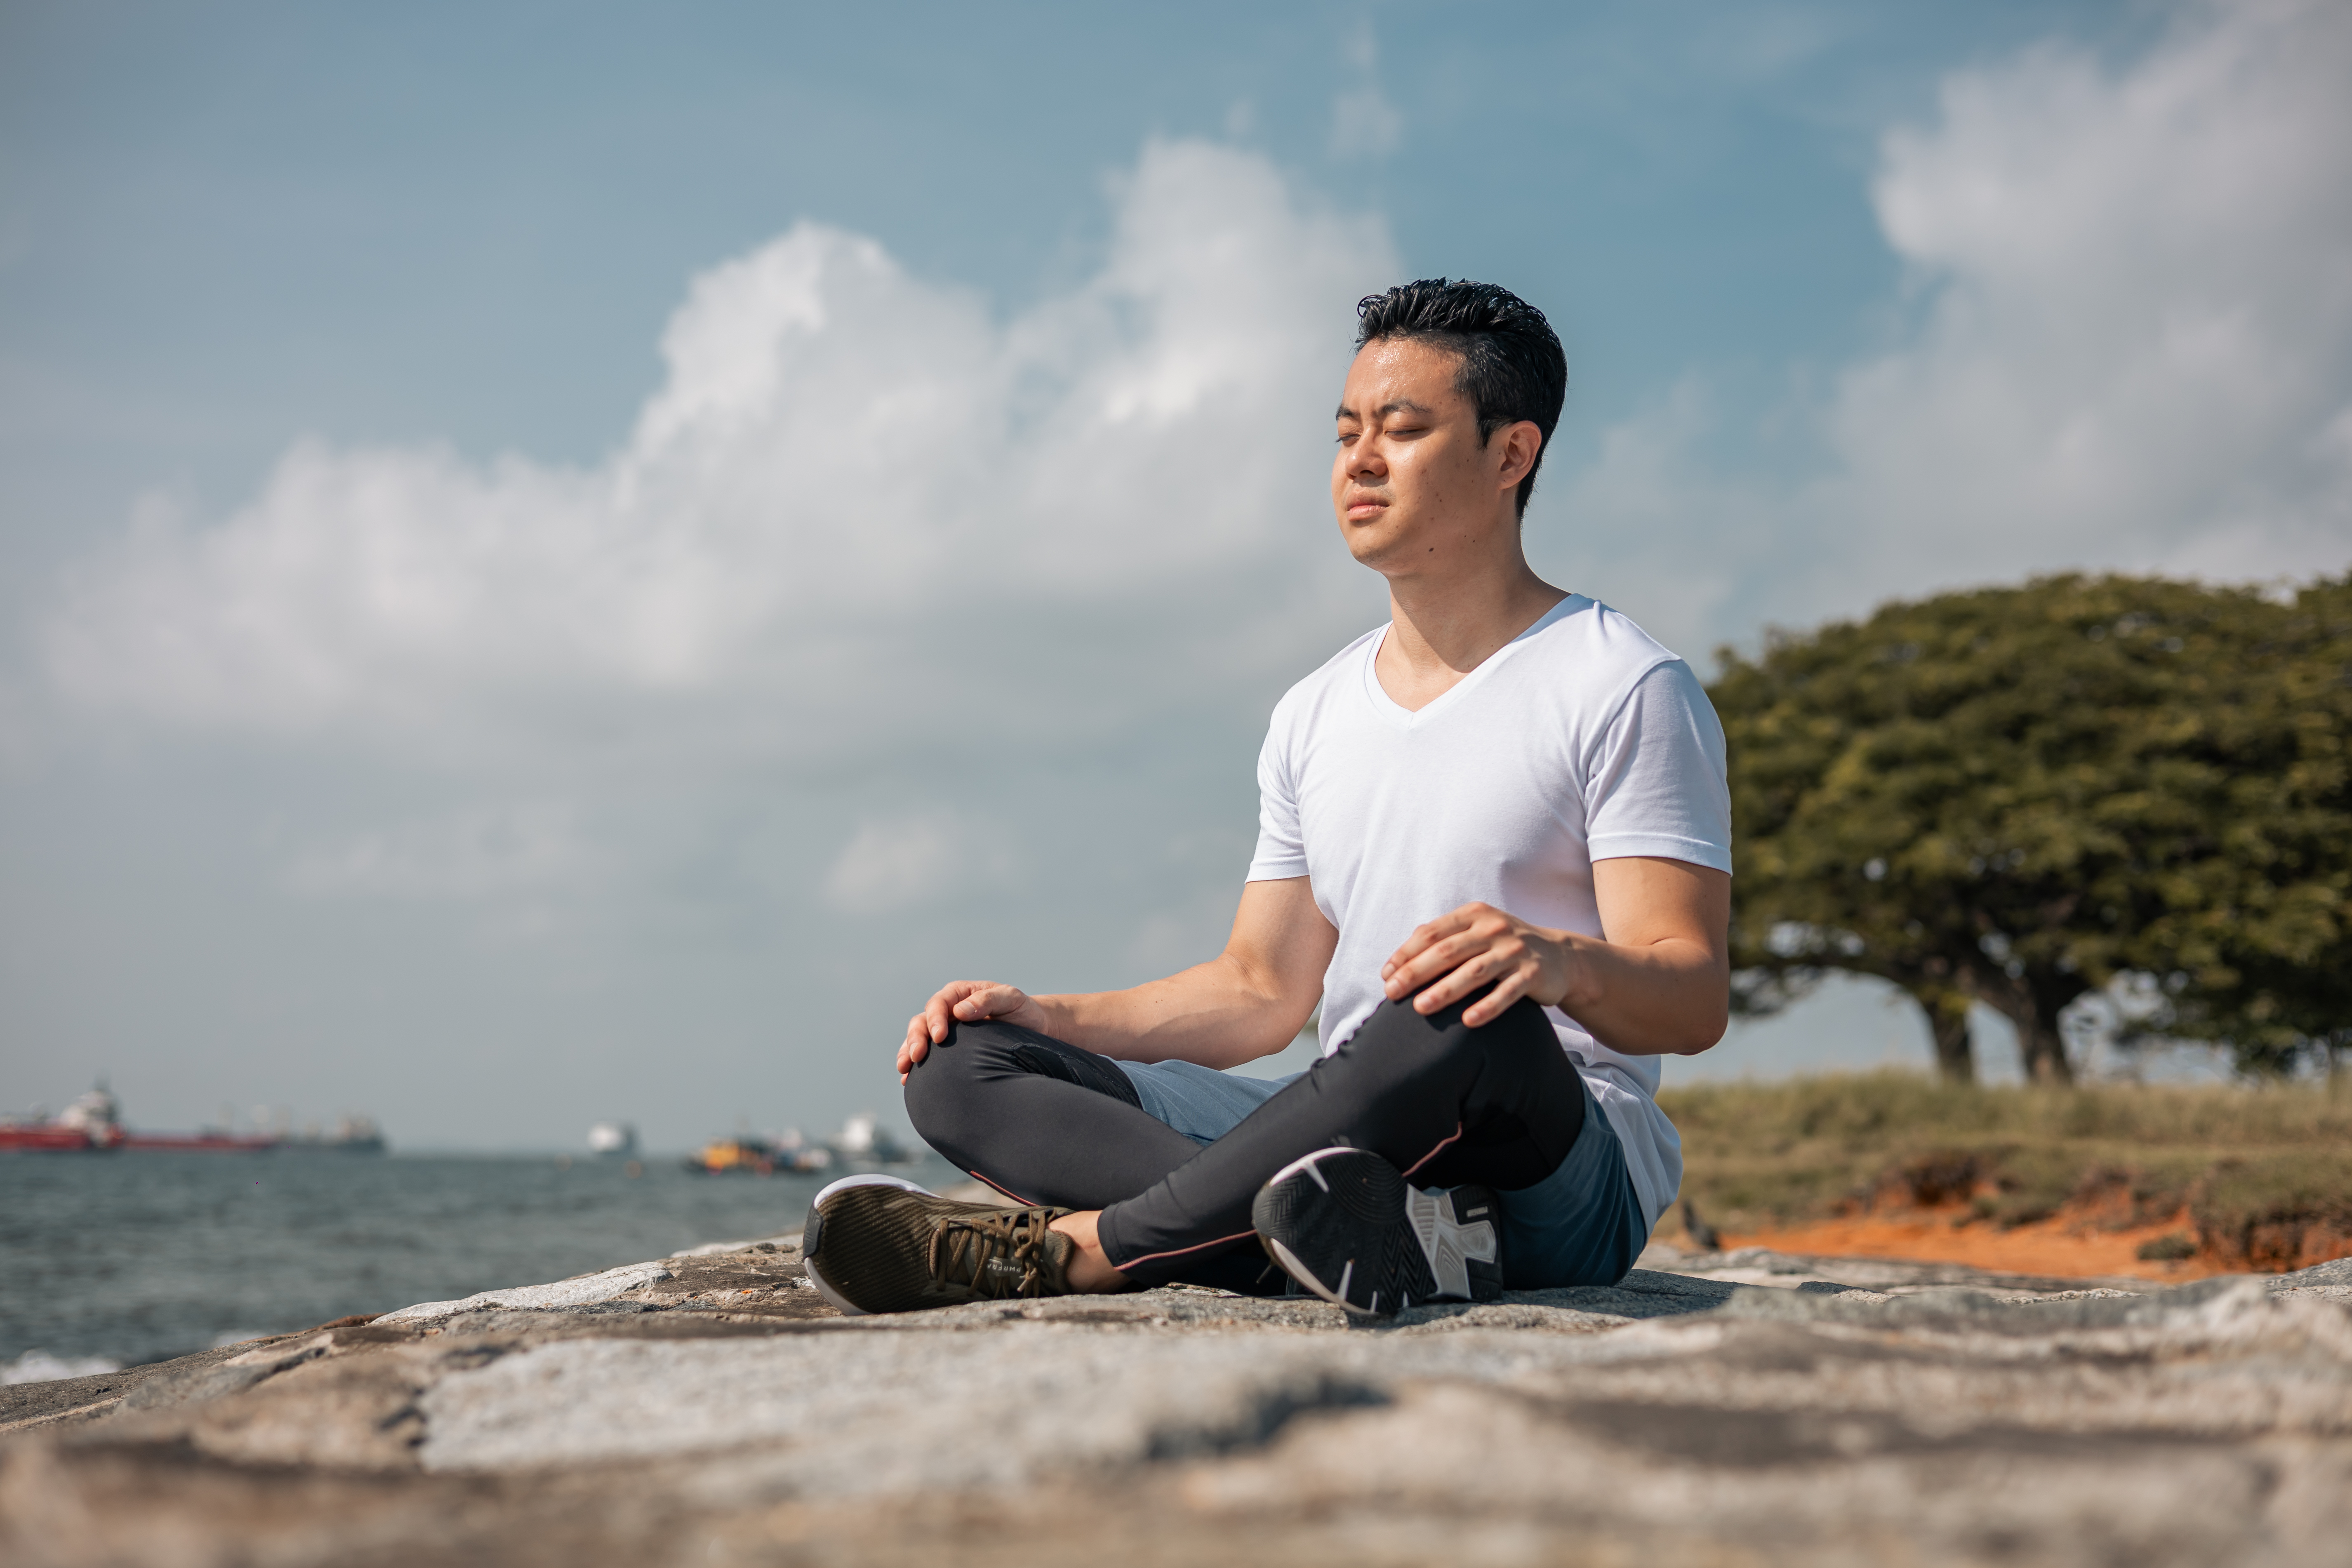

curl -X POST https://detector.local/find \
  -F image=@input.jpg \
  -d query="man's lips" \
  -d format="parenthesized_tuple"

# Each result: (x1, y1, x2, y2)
(1343, 493, 1389, 519)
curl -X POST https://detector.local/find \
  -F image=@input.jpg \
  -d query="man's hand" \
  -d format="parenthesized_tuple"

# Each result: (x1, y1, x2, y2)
(1379, 859, 1733, 1050)
(897, 982, 1050, 1083)
(892, 879, 1336, 1078)
(1381, 904, 1578, 1027)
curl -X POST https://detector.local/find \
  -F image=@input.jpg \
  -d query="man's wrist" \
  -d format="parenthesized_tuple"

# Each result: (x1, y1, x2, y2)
(1026, 993, 1074, 1040)
(1544, 928, 1601, 1013)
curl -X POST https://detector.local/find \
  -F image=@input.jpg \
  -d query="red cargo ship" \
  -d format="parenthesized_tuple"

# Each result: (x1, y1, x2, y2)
(121, 1130, 282, 1152)
(0, 1122, 118, 1151)
(0, 1083, 383, 1154)
(0, 1086, 126, 1151)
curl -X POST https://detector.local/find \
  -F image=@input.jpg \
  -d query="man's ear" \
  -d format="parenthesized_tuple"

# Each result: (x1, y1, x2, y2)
(1497, 420, 1543, 491)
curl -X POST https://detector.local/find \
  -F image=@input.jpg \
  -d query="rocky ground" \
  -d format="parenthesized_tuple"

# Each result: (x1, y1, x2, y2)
(5, 1218, 2349, 1568)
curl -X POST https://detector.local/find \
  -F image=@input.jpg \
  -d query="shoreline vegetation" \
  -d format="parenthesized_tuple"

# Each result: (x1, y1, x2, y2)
(1660, 1071, 2352, 1278)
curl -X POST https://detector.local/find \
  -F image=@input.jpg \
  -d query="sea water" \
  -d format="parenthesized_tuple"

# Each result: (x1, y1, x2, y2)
(0, 1149, 963, 1372)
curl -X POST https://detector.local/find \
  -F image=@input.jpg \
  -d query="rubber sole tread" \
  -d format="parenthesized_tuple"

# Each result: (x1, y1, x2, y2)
(1250, 1146, 1503, 1316)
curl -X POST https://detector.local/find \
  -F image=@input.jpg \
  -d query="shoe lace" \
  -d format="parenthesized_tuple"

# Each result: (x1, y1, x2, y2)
(929, 1208, 1060, 1298)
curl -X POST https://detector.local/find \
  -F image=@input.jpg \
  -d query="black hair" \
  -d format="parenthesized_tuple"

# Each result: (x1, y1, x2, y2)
(1354, 279, 1567, 518)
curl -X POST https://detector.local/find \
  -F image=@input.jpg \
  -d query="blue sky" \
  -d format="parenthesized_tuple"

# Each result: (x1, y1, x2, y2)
(2, 1, 2345, 1146)
(0, 1, 2141, 552)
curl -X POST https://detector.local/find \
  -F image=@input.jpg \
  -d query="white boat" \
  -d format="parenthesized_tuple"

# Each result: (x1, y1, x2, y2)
(587, 1121, 639, 1158)
(833, 1111, 912, 1165)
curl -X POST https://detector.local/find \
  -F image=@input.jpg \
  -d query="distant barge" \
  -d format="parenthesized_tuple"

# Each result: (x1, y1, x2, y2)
(686, 1110, 913, 1175)
(0, 1084, 385, 1154)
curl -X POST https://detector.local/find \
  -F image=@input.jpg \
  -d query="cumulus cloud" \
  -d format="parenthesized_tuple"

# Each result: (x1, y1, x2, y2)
(822, 810, 1017, 917)
(287, 803, 589, 901)
(1551, 0, 2352, 651)
(1837, 0, 2352, 577)
(42, 141, 1396, 758)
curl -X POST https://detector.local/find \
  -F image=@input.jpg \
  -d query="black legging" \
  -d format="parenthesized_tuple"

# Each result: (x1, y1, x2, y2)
(902, 988, 1587, 1291)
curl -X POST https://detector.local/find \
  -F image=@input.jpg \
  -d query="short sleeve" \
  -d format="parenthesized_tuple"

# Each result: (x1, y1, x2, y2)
(1584, 660, 1733, 873)
(1244, 707, 1309, 882)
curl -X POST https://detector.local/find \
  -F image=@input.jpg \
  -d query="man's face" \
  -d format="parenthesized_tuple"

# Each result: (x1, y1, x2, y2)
(1330, 336, 1513, 574)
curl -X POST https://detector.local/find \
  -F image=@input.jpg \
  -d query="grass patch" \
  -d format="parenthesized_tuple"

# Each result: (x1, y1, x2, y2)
(1656, 1072, 2352, 1270)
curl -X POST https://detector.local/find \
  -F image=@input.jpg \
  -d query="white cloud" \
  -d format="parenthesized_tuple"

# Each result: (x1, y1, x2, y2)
(822, 810, 1015, 917)
(1836, 0, 2352, 578)
(41, 141, 1396, 759)
(287, 803, 588, 901)
(1549, 0, 2352, 651)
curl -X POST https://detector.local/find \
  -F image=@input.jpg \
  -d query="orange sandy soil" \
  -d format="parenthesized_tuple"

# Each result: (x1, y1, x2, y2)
(1710, 1209, 2244, 1284)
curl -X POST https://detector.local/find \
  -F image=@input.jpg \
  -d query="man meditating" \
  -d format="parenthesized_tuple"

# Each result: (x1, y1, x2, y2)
(802, 280, 1732, 1316)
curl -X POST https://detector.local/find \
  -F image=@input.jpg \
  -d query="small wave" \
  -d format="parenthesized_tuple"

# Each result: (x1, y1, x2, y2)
(4, 1349, 122, 1386)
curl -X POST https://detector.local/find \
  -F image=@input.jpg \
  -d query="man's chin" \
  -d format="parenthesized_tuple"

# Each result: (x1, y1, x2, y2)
(1346, 538, 1435, 581)
(1340, 522, 1407, 568)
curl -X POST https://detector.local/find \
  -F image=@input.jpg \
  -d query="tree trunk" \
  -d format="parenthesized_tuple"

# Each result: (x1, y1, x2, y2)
(1973, 974, 2079, 1086)
(1913, 988, 1975, 1083)
(2016, 1014, 2074, 1085)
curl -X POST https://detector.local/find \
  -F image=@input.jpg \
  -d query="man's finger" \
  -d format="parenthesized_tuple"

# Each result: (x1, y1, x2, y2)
(956, 984, 1024, 1020)
(1385, 910, 1474, 972)
(1386, 938, 1455, 995)
(925, 992, 961, 1043)
(1391, 932, 1487, 998)
(1461, 966, 1529, 1026)
(1389, 950, 1451, 999)
(1413, 948, 1509, 1014)
(1384, 920, 1445, 973)
(1412, 968, 1470, 1012)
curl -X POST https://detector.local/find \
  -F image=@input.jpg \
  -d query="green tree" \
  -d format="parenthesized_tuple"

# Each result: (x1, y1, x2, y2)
(1709, 574, 2352, 1084)
(2143, 575, 2352, 1076)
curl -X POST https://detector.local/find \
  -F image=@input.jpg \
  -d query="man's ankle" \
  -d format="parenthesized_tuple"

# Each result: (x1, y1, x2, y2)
(1049, 1211, 1132, 1293)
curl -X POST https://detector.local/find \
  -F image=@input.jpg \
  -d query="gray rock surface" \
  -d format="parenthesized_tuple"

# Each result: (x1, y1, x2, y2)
(374, 1260, 678, 1322)
(4, 1236, 2348, 1566)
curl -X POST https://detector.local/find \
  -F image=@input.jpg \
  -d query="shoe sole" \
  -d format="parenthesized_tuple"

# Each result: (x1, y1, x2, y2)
(802, 1172, 933, 1317)
(1253, 1147, 1500, 1316)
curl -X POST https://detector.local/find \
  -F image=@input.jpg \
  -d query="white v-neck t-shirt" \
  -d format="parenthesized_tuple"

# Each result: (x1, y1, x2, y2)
(1244, 595, 1733, 1227)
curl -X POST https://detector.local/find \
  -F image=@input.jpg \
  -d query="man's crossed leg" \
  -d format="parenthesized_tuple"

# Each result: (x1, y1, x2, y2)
(800, 989, 1648, 1316)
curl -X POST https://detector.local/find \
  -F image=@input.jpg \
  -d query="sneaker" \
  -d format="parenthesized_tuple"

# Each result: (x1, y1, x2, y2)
(800, 1173, 1077, 1315)
(1250, 1147, 1503, 1316)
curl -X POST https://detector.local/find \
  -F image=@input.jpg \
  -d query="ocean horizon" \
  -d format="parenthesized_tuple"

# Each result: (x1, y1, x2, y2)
(0, 1147, 962, 1375)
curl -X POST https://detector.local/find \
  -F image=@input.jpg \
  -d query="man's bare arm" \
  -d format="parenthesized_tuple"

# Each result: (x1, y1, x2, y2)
(897, 877, 1337, 1081)
(1377, 856, 1730, 1055)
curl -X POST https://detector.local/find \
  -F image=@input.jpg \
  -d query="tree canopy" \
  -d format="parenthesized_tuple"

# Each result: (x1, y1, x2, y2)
(1709, 573, 2351, 1083)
